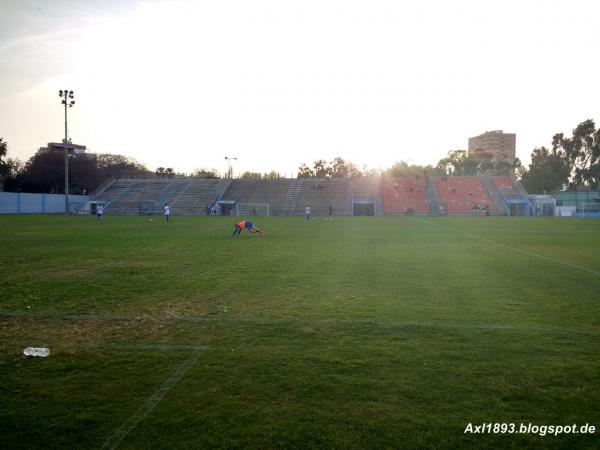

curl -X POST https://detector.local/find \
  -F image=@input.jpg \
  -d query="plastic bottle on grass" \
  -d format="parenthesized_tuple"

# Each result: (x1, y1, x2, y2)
(23, 347, 50, 357)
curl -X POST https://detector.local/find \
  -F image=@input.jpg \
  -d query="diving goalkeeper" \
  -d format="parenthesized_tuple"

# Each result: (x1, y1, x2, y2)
(232, 220, 263, 237)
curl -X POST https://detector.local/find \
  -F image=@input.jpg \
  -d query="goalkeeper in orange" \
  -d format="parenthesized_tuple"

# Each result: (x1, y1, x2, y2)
(232, 220, 263, 237)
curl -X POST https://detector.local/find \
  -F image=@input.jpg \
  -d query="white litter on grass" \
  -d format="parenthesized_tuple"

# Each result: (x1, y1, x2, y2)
(23, 347, 50, 357)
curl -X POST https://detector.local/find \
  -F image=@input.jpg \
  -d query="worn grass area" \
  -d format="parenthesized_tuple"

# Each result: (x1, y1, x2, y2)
(1, 215, 599, 449)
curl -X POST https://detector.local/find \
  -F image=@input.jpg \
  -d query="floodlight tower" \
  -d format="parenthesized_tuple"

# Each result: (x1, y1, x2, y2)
(58, 89, 75, 214)
(225, 156, 237, 178)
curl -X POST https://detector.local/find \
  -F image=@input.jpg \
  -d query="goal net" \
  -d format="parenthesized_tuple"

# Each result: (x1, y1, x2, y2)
(236, 203, 270, 216)
(580, 202, 600, 216)
(138, 202, 157, 215)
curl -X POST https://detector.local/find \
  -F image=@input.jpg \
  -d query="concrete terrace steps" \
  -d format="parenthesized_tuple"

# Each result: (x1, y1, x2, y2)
(350, 177, 380, 216)
(294, 178, 348, 216)
(424, 177, 444, 215)
(481, 176, 510, 216)
(93, 176, 527, 216)
(283, 179, 303, 215)
(435, 176, 497, 215)
(105, 180, 173, 214)
(170, 179, 220, 214)
(383, 178, 429, 215)
(222, 179, 298, 216)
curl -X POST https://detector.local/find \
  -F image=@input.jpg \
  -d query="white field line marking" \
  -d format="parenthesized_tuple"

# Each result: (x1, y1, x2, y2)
(75, 343, 208, 351)
(102, 349, 202, 450)
(2, 311, 598, 336)
(434, 223, 600, 276)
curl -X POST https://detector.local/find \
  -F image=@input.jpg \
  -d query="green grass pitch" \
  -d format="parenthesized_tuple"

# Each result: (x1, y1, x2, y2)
(1, 215, 599, 449)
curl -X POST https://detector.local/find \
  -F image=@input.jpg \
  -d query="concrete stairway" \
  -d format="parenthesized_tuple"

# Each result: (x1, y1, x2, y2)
(481, 176, 510, 215)
(424, 177, 444, 215)
(283, 179, 303, 215)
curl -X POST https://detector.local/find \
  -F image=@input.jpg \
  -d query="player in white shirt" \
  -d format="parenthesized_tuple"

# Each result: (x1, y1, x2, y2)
(164, 203, 170, 222)
(305, 205, 311, 220)
(97, 204, 103, 221)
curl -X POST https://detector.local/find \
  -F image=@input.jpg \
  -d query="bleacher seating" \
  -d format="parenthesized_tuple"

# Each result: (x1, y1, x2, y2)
(491, 176, 525, 200)
(222, 179, 296, 215)
(293, 178, 348, 216)
(171, 179, 220, 214)
(96, 180, 133, 206)
(98, 179, 218, 214)
(94, 176, 521, 216)
(102, 180, 167, 214)
(352, 178, 378, 201)
(436, 177, 497, 214)
(383, 178, 429, 214)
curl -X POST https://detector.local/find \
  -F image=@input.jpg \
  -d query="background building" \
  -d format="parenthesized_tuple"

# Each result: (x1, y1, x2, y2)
(37, 140, 89, 157)
(468, 130, 516, 161)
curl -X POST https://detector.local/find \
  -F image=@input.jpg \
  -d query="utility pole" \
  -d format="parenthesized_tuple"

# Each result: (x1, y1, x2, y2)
(58, 89, 75, 214)
(225, 156, 237, 178)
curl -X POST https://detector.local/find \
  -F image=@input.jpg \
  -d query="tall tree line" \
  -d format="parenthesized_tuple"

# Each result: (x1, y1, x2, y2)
(2, 119, 598, 194)
(0, 147, 149, 194)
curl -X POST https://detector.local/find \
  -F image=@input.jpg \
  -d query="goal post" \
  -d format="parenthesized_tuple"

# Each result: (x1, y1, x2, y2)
(236, 203, 270, 216)
(138, 201, 157, 215)
(581, 202, 600, 217)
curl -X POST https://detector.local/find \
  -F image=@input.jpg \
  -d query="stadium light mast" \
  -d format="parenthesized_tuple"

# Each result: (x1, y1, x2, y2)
(225, 156, 237, 179)
(58, 89, 75, 214)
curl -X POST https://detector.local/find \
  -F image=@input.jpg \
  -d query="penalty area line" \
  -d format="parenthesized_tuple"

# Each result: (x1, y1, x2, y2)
(101, 349, 203, 450)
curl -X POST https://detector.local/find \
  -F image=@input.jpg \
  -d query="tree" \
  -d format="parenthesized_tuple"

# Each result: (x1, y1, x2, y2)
(1, 158, 23, 191)
(388, 161, 441, 178)
(98, 154, 149, 179)
(240, 171, 263, 179)
(519, 146, 571, 194)
(435, 150, 511, 176)
(155, 167, 165, 178)
(193, 168, 220, 179)
(364, 168, 383, 178)
(264, 170, 281, 179)
(297, 163, 314, 178)
(313, 159, 331, 178)
(20, 151, 66, 193)
(0, 138, 9, 189)
(68, 155, 103, 193)
(8, 151, 100, 194)
(0, 138, 7, 160)
(330, 157, 363, 178)
(553, 119, 600, 188)
(299, 158, 364, 178)
(3, 149, 151, 193)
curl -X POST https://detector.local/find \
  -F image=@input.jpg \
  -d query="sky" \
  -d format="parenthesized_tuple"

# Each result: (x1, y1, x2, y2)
(1, 0, 599, 177)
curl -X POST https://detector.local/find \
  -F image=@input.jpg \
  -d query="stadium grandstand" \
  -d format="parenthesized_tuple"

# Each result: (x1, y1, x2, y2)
(383, 178, 429, 215)
(89, 175, 531, 216)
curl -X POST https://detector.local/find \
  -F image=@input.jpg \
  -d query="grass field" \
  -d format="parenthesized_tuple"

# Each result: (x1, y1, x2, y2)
(1, 215, 599, 449)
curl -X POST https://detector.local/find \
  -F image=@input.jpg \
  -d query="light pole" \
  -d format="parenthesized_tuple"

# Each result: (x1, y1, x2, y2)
(225, 156, 237, 178)
(59, 89, 75, 214)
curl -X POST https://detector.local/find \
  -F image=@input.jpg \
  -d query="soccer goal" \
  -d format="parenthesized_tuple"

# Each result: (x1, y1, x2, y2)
(138, 201, 157, 215)
(580, 202, 600, 217)
(236, 203, 270, 216)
